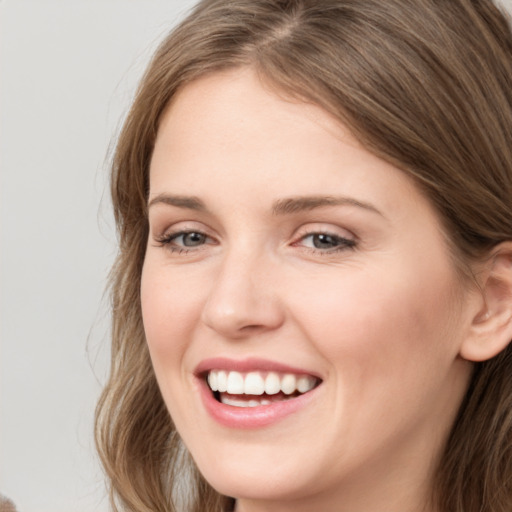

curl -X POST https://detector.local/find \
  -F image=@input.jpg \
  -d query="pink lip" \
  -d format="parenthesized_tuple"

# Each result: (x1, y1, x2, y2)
(194, 357, 321, 378)
(194, 357, 322, 429)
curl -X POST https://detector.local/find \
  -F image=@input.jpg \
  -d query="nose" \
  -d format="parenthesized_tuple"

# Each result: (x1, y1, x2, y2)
(200, 252, 285, 339)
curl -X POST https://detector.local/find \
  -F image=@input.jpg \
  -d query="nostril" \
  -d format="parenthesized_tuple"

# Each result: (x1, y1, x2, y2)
(240, 324, 265, 332)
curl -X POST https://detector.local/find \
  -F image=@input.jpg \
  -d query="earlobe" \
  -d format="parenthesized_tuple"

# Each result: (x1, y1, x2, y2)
(460, 242, 512, 362)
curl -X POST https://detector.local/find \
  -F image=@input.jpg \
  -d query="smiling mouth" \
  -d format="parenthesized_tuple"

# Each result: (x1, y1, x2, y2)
(206, 370, 321, 408)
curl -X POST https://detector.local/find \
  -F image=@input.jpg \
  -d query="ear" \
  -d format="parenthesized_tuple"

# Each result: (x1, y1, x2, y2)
(460, 242, 512, 362)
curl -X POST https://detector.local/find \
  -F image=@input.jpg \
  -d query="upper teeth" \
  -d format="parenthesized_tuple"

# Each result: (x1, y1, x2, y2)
(207, 370, 317, 395)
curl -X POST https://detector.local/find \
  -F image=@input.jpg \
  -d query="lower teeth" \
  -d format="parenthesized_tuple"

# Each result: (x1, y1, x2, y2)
(219, 393, 296, 408)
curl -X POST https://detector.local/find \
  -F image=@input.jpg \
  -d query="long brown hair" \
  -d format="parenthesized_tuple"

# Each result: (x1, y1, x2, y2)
(95, 1, 512, 511)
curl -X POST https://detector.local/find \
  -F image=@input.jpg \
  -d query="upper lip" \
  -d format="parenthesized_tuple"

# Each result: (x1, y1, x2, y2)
(194, 357, 322, 379)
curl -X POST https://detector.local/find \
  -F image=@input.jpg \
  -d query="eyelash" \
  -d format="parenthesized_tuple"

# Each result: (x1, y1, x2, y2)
(154, 230, 214, 254)
(154, 229, 357, 255)
(295, 232, 357, 254)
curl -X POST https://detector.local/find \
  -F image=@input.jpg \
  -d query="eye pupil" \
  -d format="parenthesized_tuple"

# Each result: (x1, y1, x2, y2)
(183, 232, 206, 246)
(313, 234, 338, 249)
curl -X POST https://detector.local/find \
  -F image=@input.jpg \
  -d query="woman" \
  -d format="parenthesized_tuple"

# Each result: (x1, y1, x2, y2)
(95, 1, 512, 511)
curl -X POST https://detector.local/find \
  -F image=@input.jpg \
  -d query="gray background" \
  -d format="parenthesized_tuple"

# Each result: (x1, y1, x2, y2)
(1, 1, 511, 511)
(0, 2, 196, 511)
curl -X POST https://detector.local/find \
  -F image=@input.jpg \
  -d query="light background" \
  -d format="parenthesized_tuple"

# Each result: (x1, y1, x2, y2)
(1, 1, 511, 511)
(0, 2, 196, 511)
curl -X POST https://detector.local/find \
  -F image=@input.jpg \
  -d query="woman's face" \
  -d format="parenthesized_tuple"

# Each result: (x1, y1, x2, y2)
(142, 69, 475, 511)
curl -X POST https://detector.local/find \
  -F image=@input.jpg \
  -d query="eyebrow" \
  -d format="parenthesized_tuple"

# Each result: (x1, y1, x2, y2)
(147, 194, 208, 212)
(272, 195, 384, 217)
(147, 193, 383, 217)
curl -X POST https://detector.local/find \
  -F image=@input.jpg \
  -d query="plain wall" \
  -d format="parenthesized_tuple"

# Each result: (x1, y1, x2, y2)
(1, 1, 511, 511)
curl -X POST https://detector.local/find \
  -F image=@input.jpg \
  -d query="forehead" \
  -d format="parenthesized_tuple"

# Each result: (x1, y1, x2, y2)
(156, 71, 389, 176)
(149, 68, 433, 225)
(157, 68, 353, 158)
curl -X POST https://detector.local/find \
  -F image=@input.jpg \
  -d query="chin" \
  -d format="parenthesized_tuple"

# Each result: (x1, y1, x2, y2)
(194, 451, 317, 502)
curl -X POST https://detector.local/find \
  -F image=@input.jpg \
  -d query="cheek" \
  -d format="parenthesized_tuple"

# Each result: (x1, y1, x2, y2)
(286, 260, 462, 388)
(140, 263, 206, 432)
(141, 272, 209, 456)
(285, 262, 468, 455)
(140, 262, 204, 374)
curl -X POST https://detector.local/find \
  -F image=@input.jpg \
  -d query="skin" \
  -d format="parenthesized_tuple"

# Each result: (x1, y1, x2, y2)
(141, 68, 479, 512)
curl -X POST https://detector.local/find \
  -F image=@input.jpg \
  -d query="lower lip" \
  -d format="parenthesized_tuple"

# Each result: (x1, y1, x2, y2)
(197, 379, 320, 429)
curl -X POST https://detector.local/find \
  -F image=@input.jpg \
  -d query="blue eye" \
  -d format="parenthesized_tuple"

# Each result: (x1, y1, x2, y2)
(300, 233, 356, 251)
(174, 232, 207, 247)
(311, 233, 341, 249)
(156, 230, 211, 252)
